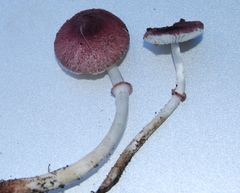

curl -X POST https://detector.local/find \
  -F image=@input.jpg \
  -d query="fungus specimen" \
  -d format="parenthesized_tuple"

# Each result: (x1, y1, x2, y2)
(96, 19, 204, 193)
(0, 9, 132, 193)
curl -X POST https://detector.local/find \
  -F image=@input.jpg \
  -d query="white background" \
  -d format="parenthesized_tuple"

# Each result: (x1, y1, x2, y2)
(0, 1, 239, 192)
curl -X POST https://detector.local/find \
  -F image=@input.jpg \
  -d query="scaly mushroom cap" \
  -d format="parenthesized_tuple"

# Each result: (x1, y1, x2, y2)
(54, 9, 130, 74)
(143, 19, 204, 45)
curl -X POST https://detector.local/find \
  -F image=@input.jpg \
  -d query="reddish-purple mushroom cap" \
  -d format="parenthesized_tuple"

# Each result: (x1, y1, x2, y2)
(54, 9, 130, 74)
(143, 19, 204, 45)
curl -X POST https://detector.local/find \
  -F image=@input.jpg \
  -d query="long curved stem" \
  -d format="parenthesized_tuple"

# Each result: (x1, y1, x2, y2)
(95, 43, 186, 193)
(0, 67, 132, 193)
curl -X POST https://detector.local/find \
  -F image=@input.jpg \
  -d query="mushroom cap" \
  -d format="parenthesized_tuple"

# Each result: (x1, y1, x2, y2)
(143, 19, 204, 45)
(54, 9, 130, 74)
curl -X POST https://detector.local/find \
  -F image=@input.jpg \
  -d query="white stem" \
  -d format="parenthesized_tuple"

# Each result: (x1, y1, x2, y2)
(0, 66, 131, 193)
(96, 95, 182, 193)
(107, 64, 124, 85)
(96, 45, 186, 193)
(171, 43, 185, 94)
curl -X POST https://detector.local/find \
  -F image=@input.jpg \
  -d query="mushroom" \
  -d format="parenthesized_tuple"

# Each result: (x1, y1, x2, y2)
(95, 19, 204, 193)
(0, 9, 132, 193)
(144, 18, 204, 100)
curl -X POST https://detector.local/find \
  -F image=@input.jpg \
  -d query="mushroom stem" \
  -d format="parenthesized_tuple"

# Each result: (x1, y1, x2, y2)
(0, 82, 132, 193)
(107, 64, 124, 85)
(171, 43, 185, 95)
(95, 96, 182, 193)
(95, 45, 186, 193)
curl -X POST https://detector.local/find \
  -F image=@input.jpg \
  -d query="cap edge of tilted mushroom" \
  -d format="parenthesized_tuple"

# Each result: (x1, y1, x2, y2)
(143, 19, 204, 45)
(54, 8, 130, 75)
